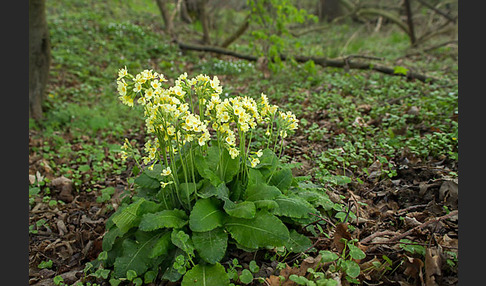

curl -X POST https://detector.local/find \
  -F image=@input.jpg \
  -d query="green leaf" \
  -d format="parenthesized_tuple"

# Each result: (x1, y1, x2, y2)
(112, 198, 146, 234)
(195, 153, 223, 187)
(126, 269, 137, 281)
(348, 244, 366, 260)
(144, 270, 158, 284)
(189, 198, 225, 232)
(171, 229, 195, 256)
(139, 209, 188, 231)
(269, 167, 293, 191)
(249, 260, 260, 273)
(393, 65, 409, 76)
(244, 182, 281, 202)
(102, 226, 124, 252)
(239, 269, 253, 284)
(181, 263, 230, 286)
(285, 230, 312, 253)
(273, 195, 314, 218)
(255, 149, 278, 171)
(225, 211, 290, 249)
(289, 274, 309, 285)
(223, 200, 256, 219)
(193, 227, 228, 264)
(399, 239, 426, 256)
(180, 182, 197, 204)
(113, 232, 161, 278)
(320, 250, 339, 262)
(150, 232, 173, 258)
(253, 199, 279, 211)
(343, 260, 361, 278)
(134, 172, 160, 189)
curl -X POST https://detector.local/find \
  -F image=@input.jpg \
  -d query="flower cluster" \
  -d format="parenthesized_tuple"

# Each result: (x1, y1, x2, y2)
(116, 68, 299, 167)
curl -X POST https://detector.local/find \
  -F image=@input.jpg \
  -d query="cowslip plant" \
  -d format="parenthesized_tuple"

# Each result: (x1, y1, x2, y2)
(94, 68, 329, 284)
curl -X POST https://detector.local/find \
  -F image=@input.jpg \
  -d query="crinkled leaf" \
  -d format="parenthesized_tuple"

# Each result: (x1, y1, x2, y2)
(139, 209, 188, 231)
(180, 182, 197, 204)
(244, 183, 281, 201)
(102, 226, 124, 252)
(113, 233, 161, 278)
(285, 229, 312, 253)
(189, 198, 225, 232)
(112, 199, 146, 234)
(192, 228, 228, 264)
(134, 173, 160, 189)
(195, 154, 223, 187)
(225, 211, 289, 249)
(273, 195, 314, 218)
(150, 232, 173, 258)
(144, 164, 163, 180)
(253, 199, 279, 211)
(223, 200, 256, 219)
(181, 263, 230, 286)
(269, 167, 293, 191)
(256, 149, 278, 170)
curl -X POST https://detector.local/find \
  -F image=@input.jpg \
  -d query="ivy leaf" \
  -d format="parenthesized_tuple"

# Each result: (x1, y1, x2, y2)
(189, 198, 225, 232)
(239, 269, 253, 284)
(343, 260, 361, 278)
(285, 230, 312, 253)
(192, 227, 228, 264)
(320, 250, 339, 262)
(181, 263, 230, 286)
(225, 211, 290, 249)
(348, 244, 366, 260)
(139, 209, 188, 231)
(171, 229, 195, 256)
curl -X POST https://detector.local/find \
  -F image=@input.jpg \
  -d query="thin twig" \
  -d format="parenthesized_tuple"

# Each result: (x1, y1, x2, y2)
(360, 230, 399, 244)
(388, 210, 458, 242)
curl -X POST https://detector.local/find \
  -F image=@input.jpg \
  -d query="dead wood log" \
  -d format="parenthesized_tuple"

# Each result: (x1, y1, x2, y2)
(176, 41, 439, 83)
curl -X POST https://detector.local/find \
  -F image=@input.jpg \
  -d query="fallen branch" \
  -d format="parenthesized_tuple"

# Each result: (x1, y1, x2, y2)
(388, 210, 458, 243)
(176, 41, 439, 83)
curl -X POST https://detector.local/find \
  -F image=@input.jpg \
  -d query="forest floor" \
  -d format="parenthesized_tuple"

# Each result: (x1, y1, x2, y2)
(29, 1, 458, 285)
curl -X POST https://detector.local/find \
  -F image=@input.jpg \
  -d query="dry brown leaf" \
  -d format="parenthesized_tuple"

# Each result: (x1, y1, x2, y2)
(439, 180, 458, 209)
(333, 223, 352, 253)
(425, 247, 442, 286)
(403, 255, 424, 284)
(266, 275, 282, 286)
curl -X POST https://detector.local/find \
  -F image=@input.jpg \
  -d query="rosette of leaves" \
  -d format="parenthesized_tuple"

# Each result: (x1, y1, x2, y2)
(97, 144, 331, 284)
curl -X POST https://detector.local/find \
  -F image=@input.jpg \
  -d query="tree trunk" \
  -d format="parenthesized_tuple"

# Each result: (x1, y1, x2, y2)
(29, 0, 51, 121)
(197, 0, 211, 45)
(155, 0, 174, 38)
(403, 0, 417, 46)
(318, 0, 343, 22)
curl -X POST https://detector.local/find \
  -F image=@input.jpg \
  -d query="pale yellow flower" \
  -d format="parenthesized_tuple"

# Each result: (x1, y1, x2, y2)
(229, 147, 240, 159)
(161, 167, 172, 177)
